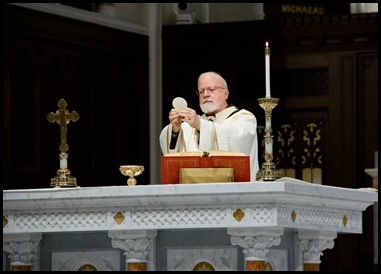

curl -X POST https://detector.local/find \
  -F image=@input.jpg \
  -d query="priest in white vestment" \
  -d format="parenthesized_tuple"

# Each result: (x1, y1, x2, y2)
(159, 71, 259, 182)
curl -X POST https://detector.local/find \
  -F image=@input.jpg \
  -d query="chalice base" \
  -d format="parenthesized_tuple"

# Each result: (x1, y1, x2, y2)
(50, 168, 77, 188)
(256, 162, 282, 181)
(127, 178, 137, 186)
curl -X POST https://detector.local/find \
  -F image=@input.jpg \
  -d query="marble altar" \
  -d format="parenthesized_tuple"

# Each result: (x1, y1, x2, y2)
(3, 178, 378, 271)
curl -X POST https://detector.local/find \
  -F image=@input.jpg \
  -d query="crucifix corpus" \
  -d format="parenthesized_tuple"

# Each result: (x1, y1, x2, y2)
(47, 98, 79, 188)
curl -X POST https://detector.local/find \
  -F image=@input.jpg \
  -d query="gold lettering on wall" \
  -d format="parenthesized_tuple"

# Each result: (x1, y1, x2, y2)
(281, 5, 324, 15)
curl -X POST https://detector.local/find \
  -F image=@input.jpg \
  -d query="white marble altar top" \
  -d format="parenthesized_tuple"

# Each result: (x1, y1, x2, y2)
(3, 178, 378, 234)
(3, 178, 377, 212)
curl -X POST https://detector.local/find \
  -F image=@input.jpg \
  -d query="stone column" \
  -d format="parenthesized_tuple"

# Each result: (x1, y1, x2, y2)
(3, 233, 42, 271)
(108, 230, 157, 271)
(228, 228, 283, 271)
(298, 230, 336, 271)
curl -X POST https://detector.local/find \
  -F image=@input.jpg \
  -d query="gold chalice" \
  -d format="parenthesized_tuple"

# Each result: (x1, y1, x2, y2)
(119, 165, 144, 186)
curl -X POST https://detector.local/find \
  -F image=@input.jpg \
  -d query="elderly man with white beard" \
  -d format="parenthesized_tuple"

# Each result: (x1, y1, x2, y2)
(159, 71, 259, 181)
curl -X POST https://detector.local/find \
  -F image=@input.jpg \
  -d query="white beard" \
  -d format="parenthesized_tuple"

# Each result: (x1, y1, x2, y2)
(200, 102, 218, 114)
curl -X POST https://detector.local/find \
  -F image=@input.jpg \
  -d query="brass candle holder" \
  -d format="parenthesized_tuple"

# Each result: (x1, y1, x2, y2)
(256, 97, 282, 181)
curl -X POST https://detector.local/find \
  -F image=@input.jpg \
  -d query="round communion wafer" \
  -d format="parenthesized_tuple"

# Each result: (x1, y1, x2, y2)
(172, 97, 187, 109)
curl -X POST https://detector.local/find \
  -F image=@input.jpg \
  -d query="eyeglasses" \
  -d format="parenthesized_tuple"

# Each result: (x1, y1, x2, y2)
(196, 86, 226, 96)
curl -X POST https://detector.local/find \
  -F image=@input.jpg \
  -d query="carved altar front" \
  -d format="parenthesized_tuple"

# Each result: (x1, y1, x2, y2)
(3, 178, 378, 271)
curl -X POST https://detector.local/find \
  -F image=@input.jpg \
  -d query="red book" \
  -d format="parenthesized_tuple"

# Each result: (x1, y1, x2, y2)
(161, 151, 250, 184)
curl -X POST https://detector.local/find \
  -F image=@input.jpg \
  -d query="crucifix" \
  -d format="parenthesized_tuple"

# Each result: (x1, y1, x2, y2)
(47, 98, 79, 187)
(47, 98, 79, 153)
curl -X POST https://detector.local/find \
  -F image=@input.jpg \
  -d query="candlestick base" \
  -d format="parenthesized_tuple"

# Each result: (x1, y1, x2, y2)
(50, 168, 77, 188)
(256, 162, 282, 181)
(256, 97, 282, 181)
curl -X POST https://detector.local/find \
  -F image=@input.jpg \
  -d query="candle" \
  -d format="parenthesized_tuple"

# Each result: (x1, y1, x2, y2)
(265, 42, 271, 98)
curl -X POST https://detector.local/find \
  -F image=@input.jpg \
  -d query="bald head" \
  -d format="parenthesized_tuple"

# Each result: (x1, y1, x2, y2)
(198, 72, 228, 89)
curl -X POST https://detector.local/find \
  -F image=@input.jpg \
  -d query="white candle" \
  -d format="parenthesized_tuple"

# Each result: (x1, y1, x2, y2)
(265, 42, 271, 98)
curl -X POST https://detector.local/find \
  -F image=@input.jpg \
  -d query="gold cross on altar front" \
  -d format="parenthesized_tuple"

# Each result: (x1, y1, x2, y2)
(47, 98, 79, 153)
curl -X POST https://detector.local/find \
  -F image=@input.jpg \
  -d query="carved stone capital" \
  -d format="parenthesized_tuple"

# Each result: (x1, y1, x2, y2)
(3, 233, 42, 265)
(300, 238, 334, 263)
(298, 230, 336, 263)
(228, 228, 283, 260)
(108, 230, 157, 262)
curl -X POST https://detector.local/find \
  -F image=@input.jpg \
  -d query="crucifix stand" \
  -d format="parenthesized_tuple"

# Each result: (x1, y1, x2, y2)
(47, 98, 79, 188)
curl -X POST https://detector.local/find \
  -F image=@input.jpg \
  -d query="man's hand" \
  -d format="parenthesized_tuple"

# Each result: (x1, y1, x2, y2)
(176, 108, 200, 130)
(169, 108, 182, 133)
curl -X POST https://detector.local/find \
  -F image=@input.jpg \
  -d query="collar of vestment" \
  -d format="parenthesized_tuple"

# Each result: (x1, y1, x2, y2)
(204, 105, 239, 122)
(206, 115, 215, 121)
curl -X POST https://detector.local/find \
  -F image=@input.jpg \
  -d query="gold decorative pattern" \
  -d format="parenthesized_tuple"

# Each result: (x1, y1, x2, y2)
(291, 210, 296, 222)
(127, 262, 147, 271)
(266, 118, 325, 184)
(3, 216, 8, 228)
(304, 263, 320, 271)
(233, 208, 245, 222)
(343, 215, 348, 227)
(113, 212, 125, 225)
(11, 265, 32, 271)
(78, 264, 97, 271)
(265, 262, 273, 271)
(193, 262, 215, 271)
(246, 261, 273, 271)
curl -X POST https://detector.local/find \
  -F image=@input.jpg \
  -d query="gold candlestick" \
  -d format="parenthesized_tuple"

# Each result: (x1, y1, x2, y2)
(256, 97, 282, 181)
